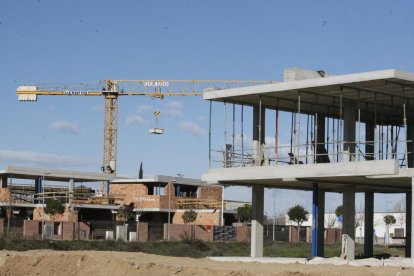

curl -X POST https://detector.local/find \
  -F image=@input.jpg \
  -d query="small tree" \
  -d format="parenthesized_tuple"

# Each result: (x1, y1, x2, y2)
(236, 204, 251, 224)
(335, 205, 343, 218)
(44, 199, 65, 237)
(287, 205, 309, 242)
(44, 199, 65, 220)
(182, 210, 197, 224)
(182, 210, 197, 240)
(117, 203, 135, 224)
(335, 205, 343, 228)
(384, 214, 396, 243)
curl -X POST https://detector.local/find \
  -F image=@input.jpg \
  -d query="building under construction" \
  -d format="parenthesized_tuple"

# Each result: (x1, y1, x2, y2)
(0, 166, 243, 240)
(202, 68, 414, 260)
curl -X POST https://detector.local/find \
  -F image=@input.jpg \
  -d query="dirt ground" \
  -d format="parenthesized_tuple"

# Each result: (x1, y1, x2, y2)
(0, 250, 412, 276)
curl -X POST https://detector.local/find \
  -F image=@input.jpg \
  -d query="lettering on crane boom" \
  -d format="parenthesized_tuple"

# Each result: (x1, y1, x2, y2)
(144, 81, 169, 87)
(64, 91, 90, 95)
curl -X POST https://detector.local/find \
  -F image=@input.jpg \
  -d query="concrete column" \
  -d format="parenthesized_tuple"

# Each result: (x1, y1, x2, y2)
(365, 123, 375, 160)
(407, 183, 413, 258)
(315, 115, 329, 163)
(342, 186, 355, 239)
(317, 189, 325, 256)
(311, 183, 325, 256)
(408, 122, 414, 168)
(364, 192, 374, 257)
(1, 176, 7, 188)
(251, 186, 264, 257)
(343, 100, 356, 160)
(253, 105, 265, 166)
(69, 179, 74, 205)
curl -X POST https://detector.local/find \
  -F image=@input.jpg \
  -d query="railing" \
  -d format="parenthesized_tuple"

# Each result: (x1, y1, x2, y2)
(211, 139, 411, 169)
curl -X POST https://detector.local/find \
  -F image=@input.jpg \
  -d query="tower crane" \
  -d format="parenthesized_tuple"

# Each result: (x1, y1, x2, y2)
(16, 79, 271, 178)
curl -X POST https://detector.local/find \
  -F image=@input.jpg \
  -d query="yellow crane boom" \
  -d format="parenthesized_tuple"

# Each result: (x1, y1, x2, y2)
(16, 79, 272, 180)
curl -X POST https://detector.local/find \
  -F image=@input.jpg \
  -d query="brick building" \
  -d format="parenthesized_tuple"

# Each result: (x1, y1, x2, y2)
(110, 175, 238, 225)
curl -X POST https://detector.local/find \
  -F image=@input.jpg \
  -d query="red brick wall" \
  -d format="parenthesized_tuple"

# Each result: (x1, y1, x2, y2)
(137, 222, 148, 242)
(326, 228, 342, 244)
(236, 226, 250, 241)
(76, 222, 90, 240)
(23, 220, 40, 239)
(0, 188, 11, 203)
(110, 183, 148, 205)
(32, 207, 77, 222)
(195, 225, 214, 241)
(163, 224, 213, 241)
(197, 186, 222, 201)
(62, 222, 75, 240)
(289, 225, 311, 242)
(172, 211, 220, 225)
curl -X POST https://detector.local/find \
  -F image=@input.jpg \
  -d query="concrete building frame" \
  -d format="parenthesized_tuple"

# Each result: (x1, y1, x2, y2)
(202, 68, 414, 259)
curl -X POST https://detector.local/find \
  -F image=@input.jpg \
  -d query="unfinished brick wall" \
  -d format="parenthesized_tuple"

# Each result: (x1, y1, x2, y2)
(32, 207, 77, 222)
(23, 220, 40, 239)
(235, 226, 250, 241)
(197, 186, 222, 201)
(0, 188, 11, 203)
(172, 210, 220, 225)
(76, 222, 90, 240)
(110, 183, 148, 205)
(137, 222, 148, 242)
(325, 228, 342, 244)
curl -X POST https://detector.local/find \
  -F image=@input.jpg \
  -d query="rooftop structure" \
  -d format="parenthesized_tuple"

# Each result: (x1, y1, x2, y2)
(202, 68, 414, 259)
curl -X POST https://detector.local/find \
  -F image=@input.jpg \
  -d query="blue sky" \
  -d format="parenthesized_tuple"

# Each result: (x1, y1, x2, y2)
(1, 0, 413, 215)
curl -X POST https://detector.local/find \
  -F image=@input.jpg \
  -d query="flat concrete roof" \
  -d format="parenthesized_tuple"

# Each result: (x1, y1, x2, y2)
(202, 160, 414, 193)
(204, 69, 414, 125)
(112, 175, 217, 187)
(0, 166, 116, 182)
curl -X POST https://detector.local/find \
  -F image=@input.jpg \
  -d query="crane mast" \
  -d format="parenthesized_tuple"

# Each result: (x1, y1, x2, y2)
(103, 80, 119, 175)
(16, 79, 273, 183)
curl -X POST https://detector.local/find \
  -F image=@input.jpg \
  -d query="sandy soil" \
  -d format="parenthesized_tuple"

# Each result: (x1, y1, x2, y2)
(0, 250, 412, 276)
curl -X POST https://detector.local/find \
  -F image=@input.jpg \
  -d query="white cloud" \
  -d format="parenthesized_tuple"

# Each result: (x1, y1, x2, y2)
(163, 100, 183, 118)
(179, 121, 207, 136)
(137, 104, 152, 113)
(166, 101, 183, 110)
(50, 121, 80, 134)
(92, 105, 102, 112)
(0, 150, 98, 168)
(126, 115, 149, 126)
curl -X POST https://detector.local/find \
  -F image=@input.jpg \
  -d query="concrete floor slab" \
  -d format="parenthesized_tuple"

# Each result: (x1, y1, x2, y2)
(207, 256, 414, 267)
